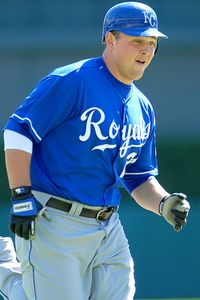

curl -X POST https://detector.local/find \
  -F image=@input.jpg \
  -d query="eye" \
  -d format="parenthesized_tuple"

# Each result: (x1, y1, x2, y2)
(149, 40, 157, 48)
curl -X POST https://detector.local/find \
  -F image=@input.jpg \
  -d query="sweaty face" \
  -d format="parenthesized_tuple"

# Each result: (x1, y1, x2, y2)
(105, 32, 157, 84)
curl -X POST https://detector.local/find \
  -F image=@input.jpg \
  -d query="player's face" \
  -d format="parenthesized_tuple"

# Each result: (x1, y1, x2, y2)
(105, 32, 157, 84)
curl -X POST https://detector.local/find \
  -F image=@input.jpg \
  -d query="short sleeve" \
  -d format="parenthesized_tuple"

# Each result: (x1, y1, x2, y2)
(6, 75, 76, 143)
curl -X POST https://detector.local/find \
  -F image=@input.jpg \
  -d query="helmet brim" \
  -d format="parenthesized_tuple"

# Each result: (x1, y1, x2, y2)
(115, 27, 168, 39)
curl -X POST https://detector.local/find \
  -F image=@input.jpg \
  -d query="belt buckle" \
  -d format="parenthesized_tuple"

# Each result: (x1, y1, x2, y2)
(96, 207, 114, 221)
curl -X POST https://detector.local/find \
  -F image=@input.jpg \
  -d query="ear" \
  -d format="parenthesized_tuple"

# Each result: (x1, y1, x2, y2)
(104, 32, 116, 48)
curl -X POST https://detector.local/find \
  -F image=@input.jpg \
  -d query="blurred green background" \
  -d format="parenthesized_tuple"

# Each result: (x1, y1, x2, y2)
(0, 0, 199, 299)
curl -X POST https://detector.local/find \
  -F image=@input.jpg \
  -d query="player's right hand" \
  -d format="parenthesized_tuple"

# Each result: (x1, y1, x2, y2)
(159, 193, 190, 232)
(10, 186, 42, 240)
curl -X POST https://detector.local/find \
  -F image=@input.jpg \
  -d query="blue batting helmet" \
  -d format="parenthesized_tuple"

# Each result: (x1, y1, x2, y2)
(102, 2, 168, 42)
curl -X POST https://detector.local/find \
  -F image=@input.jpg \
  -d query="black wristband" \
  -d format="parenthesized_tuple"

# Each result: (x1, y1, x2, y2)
(11, 186, 32, 198)
(158, 195, 169, 215)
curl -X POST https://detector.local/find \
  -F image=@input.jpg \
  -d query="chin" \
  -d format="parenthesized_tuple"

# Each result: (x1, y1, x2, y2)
(132, 73, 144, 81)
(130, 69, 145, 81)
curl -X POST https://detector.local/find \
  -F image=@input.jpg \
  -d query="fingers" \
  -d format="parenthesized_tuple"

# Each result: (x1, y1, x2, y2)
(14, 222, 24, 238)
(174, 224, 182, 232)
(10, 221, 16, 235)
(171, 208, 189, 232)
(30, 220, 36, 240)
(161, 193, 190, 232)
(22, 222, 32, 240)
(10, 217, 36, 240)
(171, 209, 188, 224)
(175, 199, 190, 213)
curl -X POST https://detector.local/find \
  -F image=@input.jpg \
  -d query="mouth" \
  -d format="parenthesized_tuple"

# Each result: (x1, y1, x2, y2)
(135, 59, 146, 65)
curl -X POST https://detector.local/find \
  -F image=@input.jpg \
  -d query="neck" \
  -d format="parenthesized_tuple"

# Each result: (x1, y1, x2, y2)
(102, 51, 133, 85)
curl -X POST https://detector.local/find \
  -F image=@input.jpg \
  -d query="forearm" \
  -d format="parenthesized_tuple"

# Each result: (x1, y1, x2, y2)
(131, 177, 169, 215)
(5, 149, 31, 189)
(5, 149, 42, 240)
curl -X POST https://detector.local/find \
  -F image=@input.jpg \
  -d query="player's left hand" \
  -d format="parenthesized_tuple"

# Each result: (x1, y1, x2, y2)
(159, 193, 190, 232)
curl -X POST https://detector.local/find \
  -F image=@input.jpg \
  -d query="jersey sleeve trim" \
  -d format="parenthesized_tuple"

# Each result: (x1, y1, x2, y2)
(125, 169, 158, 176)
(11, 114, 42, 142)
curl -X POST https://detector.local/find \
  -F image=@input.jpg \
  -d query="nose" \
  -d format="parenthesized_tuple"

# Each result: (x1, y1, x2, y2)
(140, 45, 150, 55)
(140, 43, 154, 55)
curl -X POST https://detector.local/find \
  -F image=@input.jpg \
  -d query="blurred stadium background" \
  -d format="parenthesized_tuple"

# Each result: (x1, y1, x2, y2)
(0, 0, 199, 299)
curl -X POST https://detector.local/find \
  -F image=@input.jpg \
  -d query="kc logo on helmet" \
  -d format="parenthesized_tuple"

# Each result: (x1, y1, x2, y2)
(143, 11, 156, 27)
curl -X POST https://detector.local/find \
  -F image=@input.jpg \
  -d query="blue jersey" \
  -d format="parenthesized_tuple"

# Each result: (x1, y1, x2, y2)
(4, 57, 158, 206)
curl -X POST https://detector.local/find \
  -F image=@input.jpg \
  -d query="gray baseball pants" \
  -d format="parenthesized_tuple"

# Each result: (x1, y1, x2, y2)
(1, 195, 136, 300)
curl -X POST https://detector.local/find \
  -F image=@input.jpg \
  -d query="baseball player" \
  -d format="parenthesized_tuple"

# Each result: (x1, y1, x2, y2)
(1, 2, 190, 300)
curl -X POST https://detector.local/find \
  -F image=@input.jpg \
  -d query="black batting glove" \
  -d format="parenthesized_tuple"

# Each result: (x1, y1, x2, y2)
(159, 193, 190, 232)
(10, 186, 43, 240)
